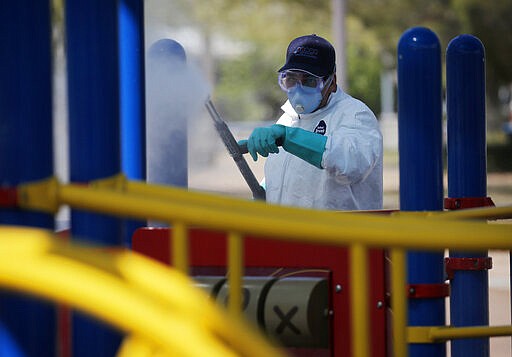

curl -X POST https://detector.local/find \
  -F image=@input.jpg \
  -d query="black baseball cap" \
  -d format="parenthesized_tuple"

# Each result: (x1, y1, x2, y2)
(278, 34, 336, 77)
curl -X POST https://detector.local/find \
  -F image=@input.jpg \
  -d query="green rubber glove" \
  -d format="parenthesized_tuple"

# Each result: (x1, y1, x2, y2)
(282, 126, 327, 169)
(242, 124, 286, 161)
(240, 124, 327, 168)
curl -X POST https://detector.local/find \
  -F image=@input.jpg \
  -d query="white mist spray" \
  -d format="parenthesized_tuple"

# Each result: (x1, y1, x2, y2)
(144, 1, 265, 198)
(145, 39, 210, 188)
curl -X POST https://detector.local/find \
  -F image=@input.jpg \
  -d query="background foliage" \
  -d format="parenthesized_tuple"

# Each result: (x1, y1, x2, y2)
(53, 0, 511, 131)
(145, 0, 511, 130)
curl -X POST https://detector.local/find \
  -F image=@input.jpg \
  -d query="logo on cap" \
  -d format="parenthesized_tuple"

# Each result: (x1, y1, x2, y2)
(293, 46, 319, 59)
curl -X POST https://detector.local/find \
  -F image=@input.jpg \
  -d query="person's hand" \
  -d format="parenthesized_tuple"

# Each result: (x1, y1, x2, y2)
(244, 124, 286, 161)
(239, 124, 326, 168)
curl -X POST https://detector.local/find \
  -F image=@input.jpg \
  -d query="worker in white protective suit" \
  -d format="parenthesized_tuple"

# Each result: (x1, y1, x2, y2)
(239, 34, 383, 210)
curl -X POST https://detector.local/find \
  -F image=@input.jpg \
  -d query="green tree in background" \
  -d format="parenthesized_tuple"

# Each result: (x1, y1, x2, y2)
(453, 0, 512, 130)
(163, 0, 511, 127)
(139, 0, 512, 129)
(350, 0, 512, 129)
(52, 0, 512, 128)
(161, 0, 381, 121)
(225, 1, 381, 120)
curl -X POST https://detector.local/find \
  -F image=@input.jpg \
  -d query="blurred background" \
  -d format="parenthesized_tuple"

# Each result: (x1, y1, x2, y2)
(137, 0, 512, 207)
(50, 0, 512, 205)
(48, 1, 511, 354)
(143, 0, 512, 130)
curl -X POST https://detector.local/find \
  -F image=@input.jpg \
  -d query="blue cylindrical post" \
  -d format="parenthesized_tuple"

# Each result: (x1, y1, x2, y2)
(446, 34, 489, 357)
(145, 39, 191, 227)
(398, 27, 445, 357)
(119, 0, 146, 247)
(0, 2, 56, 357)
(146, 39, 189, 190)
(66, 1, 123, 355)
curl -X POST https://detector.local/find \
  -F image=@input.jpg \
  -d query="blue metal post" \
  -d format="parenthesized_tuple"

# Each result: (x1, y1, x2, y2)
(66, 1, 122, 355)
(119, 0, 146, 247)
(146, 39, 189, 189)
(0, 2, 56, 357)
(397, 27, 445, 357)
(446, 34, 489, 357)
(145, 39, 189, 227)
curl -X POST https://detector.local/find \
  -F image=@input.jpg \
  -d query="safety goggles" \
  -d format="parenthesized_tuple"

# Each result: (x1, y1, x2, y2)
(278, 70, 330, 92)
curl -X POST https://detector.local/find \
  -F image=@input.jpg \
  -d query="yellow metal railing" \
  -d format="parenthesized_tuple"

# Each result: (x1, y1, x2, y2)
(8, 174, 512, 357)
(408, 325, 512, 343)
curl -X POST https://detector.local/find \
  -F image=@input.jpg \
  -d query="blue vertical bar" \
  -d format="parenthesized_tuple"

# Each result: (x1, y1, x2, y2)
(146, 39, 188, 189)
(145, 38, 189, 227)
(66, 0, 122, 356)
(447, 34, 489, 357)
(0, 2, 56, 357)
(119, 0, 146, 247)
(397, 27, 445, 357)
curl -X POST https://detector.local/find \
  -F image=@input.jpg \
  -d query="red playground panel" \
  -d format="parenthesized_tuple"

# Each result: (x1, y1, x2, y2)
(133, 227, 388, 357)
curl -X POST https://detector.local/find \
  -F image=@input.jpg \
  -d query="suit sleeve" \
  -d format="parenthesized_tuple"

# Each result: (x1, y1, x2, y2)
(321, 110, 382, 185)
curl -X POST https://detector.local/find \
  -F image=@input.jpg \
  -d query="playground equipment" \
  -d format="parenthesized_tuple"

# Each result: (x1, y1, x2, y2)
(1, 1, 512, 357)
(0, 226, 284, 357)
(398, 27, 446, 357)
(1, 175, 511, 357)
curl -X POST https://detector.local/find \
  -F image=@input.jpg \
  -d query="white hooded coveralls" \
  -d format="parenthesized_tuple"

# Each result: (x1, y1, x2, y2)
(264, 88, 383, 210)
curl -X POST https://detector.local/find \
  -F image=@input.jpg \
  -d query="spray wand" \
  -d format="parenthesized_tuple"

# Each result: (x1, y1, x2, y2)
(204, 99, 266, 200)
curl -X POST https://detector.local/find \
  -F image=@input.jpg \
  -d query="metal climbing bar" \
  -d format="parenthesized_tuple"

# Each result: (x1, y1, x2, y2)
(227, 231, 244, 316)
(350, 243, 370, 357)
(430, 325, 512, 341)
(171, 222, 189, 274)
(408, 325, 512, 343)
(391, 248, 407, 357)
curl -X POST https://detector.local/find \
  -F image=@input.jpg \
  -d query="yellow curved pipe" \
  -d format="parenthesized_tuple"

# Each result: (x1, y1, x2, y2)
(116, 335, 159, 357)
(51, 240, 283, 356)
(0, 247, 235, 357)
(0, 227, 285, 357)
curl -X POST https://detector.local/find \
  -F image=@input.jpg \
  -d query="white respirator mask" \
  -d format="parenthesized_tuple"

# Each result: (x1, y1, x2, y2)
(279, 70, 333, 114)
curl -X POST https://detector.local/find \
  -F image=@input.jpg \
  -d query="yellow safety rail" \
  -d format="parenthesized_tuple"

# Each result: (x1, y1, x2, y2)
(0, 226, 285, 357)
(408, 325, 512, 343)
(9, 174, 512, 357)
